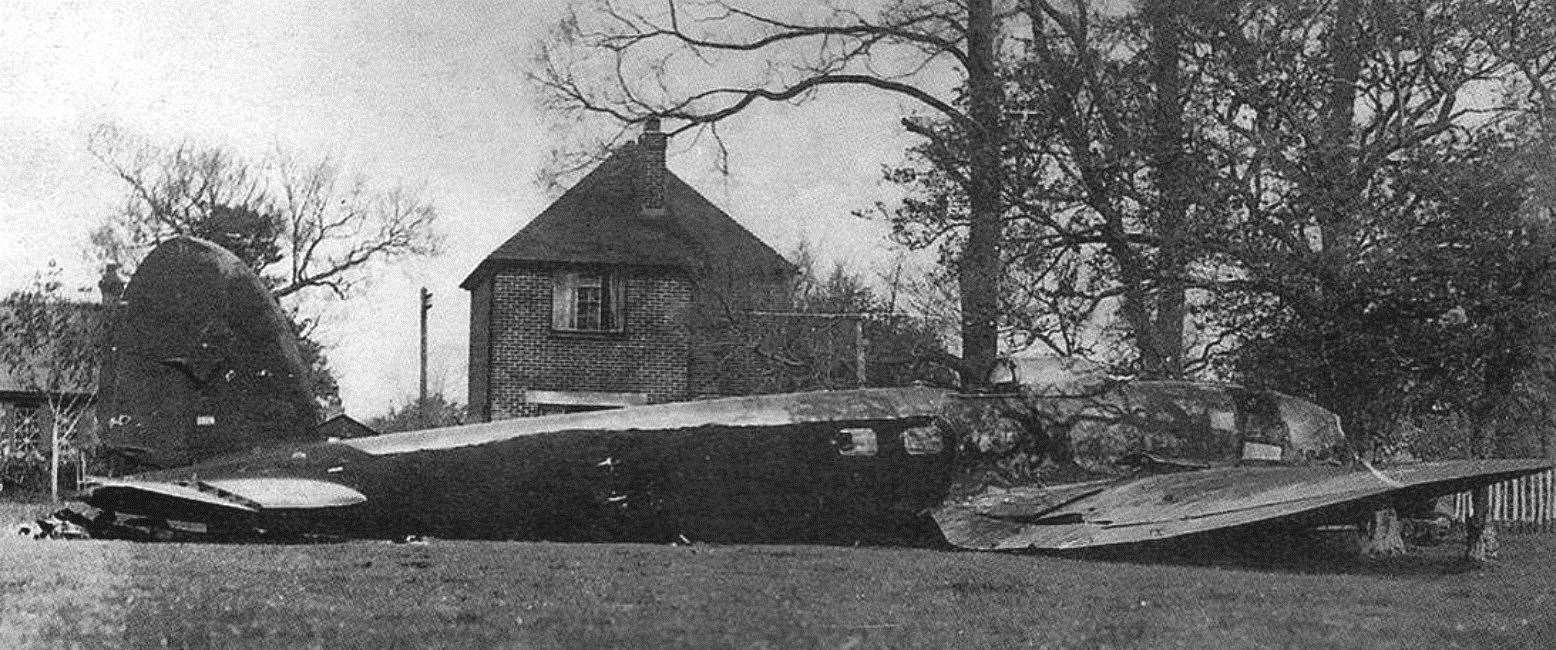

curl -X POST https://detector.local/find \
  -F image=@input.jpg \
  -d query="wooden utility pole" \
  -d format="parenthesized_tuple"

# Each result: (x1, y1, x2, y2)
(854, 317, 867, 388)
(419, 287, 432, 404)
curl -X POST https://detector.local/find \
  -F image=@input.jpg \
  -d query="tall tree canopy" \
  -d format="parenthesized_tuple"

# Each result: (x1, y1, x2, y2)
(882, 0, 1556, 454)
(542, 0, 1556, 453)
(1186, 0, 1556, 452)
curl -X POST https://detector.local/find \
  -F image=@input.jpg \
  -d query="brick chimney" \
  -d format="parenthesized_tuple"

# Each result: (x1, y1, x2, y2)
(98, 263, 125, 305)
(639, 117, 667, 218)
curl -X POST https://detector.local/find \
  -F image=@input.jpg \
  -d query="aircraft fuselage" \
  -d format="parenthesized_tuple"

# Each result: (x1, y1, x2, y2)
(91, 399, 956, 545)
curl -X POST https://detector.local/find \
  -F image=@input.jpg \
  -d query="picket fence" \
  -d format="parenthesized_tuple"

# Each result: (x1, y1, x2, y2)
(1447, 468, 1556, 533)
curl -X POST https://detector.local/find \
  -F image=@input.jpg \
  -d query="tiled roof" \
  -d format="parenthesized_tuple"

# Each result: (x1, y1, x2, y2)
(461, 144, 793, 288)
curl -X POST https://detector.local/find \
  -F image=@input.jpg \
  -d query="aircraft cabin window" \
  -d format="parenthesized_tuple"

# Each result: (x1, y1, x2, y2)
(901, 425, 944, 455)
(837, 428, 878, 457)
(1209, 407, 1235, 432)
(1241, 440, 1283, 462)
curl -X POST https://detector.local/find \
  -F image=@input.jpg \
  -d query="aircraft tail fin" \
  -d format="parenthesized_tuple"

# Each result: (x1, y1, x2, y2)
(98, 237, 322, 471)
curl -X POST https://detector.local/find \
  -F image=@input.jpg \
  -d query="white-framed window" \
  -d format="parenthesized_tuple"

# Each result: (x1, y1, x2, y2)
(552, 270, 625, 332)
(837, 427, 878, 457)
(900, 425, 944, 455)
(4, 404, 43, 461)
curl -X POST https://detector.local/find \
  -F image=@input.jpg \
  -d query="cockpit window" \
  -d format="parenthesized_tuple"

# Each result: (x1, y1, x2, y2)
(901, 425, 944, 455)
(1234, 390, 1289, 443)
(1209, 406, 1235, 432)
(837, 427, 878, 457)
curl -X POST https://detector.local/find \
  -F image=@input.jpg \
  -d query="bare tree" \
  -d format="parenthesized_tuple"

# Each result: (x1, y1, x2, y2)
(535, 0, 1010, 389)
(88, 125, 442, 301)
(875, 1, 1228, 378)
(1177, 1, 1556, 430)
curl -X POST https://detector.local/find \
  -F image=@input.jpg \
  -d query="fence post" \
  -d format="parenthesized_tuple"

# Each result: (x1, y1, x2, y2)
(1543, 471, 1552, 533)
(1546, 471, 1553, 532)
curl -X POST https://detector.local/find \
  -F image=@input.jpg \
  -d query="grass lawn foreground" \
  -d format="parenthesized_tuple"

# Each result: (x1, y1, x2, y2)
(2, 502, 1553, 648)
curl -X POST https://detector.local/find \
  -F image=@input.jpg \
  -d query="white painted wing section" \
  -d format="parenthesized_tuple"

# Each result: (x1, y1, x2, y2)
(202, 478, 367, 509)
(85, 477, 259, 512)
(85, 477, 365, 512)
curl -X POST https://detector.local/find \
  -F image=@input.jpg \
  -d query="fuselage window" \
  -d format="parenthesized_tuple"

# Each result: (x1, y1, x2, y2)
(1241, 440, 1284, 462)
(1209, 407, 1235, 432)
(901, 425, 943, 455)
(837, 427, 878, 457)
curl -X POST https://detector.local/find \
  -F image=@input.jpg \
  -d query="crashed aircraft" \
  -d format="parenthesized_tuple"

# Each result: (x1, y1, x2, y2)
(74, 236, 1551, 551)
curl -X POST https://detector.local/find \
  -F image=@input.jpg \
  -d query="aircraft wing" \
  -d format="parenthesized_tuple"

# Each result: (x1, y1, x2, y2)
(934, 459, 1552, 550)
(84, 476, 366, 523)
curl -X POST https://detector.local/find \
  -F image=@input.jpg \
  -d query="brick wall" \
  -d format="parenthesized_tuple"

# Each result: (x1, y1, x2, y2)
(467, 279, 492, 422)
(485, 266, 692, 421)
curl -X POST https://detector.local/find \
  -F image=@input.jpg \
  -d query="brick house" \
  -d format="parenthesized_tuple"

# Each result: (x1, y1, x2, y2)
(0, 329, 95, 487)
(0, 268, 120, 491)
(461, 120, 794, 421)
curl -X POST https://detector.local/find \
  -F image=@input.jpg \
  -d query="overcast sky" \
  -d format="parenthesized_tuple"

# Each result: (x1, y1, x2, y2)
(0, 1, 938, 418)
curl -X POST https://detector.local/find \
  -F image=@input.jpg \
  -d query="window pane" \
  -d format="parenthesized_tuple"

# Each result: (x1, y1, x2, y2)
(575, 285, 603, 330)
(15, 405, 39, 440)
(552, 272, 576, 330)
(901, 425, 943, 455)
(555, 271, 620, 332)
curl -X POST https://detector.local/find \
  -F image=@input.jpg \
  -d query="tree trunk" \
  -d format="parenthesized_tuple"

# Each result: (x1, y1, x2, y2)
(1466, 367, 1504, 562)
(1304, 1, 1365, 445)
(1139, 0, 1188, 379)
(1466, 485, 1500, 562)
(1313, 0, 1362, 249)
(959, 0, 1004, 391)
(1357, 507, 1406, 557)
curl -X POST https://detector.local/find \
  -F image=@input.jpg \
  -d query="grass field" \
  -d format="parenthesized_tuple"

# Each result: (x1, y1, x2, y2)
(2, 501, 1553, 648)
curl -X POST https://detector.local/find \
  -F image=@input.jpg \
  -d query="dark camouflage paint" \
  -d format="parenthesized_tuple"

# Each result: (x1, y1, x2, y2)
(90, 389, 954, 545)
(98, 237, 319, 471)
(84, 237, 1553, 549)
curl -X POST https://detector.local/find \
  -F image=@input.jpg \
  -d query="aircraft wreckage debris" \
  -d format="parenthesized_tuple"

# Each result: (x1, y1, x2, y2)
(54, 237, 1552, 563)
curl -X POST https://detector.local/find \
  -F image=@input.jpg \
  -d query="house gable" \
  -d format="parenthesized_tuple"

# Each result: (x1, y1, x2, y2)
(460, 132, 793, 289)
(465, 120, 793, 420)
